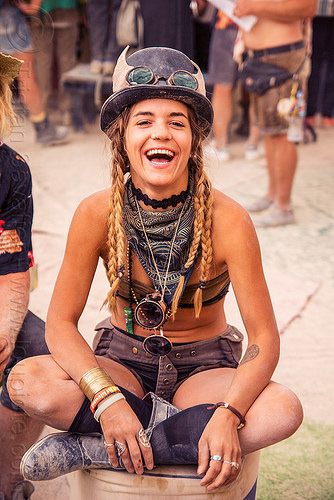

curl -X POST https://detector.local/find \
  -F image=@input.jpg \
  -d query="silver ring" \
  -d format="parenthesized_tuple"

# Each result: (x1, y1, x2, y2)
(223, 460, 232, 466)
(231, 461, 240, 470)
(210, 455, 223, 462)
(115, 440, 126, 456)
(138, 428, 151, 448)
(103, 440, 114, 449)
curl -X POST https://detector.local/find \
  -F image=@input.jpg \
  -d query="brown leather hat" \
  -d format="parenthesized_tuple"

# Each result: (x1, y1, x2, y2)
(100, 46, 213, 137)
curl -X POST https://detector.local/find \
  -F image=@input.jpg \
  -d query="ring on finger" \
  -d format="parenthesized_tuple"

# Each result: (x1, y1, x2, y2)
(103, 440, 115, 449)
(210, 455, 223, 462)
(138, 427, 150, 448)
(115, 440, 126, 456)
(223, 460, 239, 470)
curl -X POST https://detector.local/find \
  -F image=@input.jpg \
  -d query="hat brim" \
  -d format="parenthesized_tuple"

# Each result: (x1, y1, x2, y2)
(100, 85, 213, 137)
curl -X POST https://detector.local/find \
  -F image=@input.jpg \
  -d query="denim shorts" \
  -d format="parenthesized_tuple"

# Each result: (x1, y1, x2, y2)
(1, 310, 49, 411)
(249, 45, 310, 135)
(0, 5, 33, 55)
(93, 319, 244, 402)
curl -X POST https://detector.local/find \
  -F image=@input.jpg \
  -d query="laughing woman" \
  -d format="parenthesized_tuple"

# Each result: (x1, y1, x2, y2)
(8, 46, 303, 492)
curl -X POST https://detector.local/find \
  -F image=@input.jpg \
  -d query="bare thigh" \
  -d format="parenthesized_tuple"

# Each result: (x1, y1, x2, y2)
(8, 354, 145, 430)
(173, 368, 303, 455)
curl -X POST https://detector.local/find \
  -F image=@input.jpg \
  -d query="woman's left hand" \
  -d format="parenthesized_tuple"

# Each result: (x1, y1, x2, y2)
(197, 409, 242, 491)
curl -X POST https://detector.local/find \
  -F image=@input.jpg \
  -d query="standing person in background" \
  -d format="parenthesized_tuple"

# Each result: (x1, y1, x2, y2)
(206, 10, 261, 162)
(306, 0, 334, 128)
(87, 0, 122, 75)
(0, 51, 49, 500)
(0, 1, 68, 145)
(206, 10, 239, 161)
(26, 0, 79, 128)
(235, 0, 316, 227)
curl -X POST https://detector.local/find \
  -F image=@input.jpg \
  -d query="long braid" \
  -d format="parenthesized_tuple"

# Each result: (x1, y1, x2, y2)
(104, 117, 129, 314)
(171, 125, 213, 317)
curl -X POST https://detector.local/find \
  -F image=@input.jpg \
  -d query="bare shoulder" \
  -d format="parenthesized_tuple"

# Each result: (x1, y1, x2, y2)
(68, 189, 111, 253)
(211, 188, 259, 263)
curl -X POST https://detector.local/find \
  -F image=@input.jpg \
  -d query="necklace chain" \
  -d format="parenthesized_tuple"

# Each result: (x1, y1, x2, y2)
(134, 197, 185, 300)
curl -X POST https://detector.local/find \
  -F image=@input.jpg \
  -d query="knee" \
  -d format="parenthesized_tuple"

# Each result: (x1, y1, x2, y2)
(279, 386, 304, 437)
(8, 358, 55, 418)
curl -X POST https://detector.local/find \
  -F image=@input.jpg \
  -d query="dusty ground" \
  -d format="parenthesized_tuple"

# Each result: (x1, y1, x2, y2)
(7, 114, 334, 498)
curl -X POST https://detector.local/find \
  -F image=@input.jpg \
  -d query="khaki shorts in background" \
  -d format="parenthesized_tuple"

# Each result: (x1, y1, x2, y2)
(250, 47, 310, 135)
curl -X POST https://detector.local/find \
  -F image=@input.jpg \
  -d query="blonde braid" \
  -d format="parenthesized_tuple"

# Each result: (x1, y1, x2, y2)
(104, 116, 129, 314)
(171, 134, 213, 317)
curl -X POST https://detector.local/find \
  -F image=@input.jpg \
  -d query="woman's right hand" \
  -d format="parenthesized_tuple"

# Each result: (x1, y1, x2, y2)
(99, 398, 154, 474)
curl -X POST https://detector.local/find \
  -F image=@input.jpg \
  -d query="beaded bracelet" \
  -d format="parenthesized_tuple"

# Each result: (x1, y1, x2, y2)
(94, 392, 126, 422)
(90, 386, 121, 413)
(208, 402, 246, 429)
(79, 367, 116, 402)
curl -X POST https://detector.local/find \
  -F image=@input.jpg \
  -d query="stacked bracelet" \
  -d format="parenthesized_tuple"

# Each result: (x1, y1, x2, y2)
(94, 392, 125, 422)
(79, 367, 116, 402)
(209, 402, 246, 430)
(90, 386, 122, 413)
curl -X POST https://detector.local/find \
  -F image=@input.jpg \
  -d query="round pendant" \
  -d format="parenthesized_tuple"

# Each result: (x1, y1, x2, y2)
(134, 293, 167, 330)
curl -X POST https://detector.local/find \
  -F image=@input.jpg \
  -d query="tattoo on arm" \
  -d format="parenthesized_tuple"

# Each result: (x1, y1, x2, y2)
(240, 344, 259, 365)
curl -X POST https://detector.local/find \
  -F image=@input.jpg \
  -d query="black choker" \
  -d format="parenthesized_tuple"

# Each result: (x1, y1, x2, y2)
(131, 182, 188, 209)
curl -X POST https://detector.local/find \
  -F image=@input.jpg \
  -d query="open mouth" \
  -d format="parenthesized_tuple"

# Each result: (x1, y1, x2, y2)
(146, 149, 175, 164)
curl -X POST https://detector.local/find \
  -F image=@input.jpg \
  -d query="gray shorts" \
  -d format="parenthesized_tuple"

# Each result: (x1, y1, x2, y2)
(93, 319, 244, 402)
(249, 45, 310, 135)
(207, 26, 238, 87)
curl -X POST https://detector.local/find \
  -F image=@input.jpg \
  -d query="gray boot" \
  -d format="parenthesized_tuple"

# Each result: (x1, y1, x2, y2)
(21, 432, 113, 481)
(20, 394, 180, 481)
(10, 481, 34, 500)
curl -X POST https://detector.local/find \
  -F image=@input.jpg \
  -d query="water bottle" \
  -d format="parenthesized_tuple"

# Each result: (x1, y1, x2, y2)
(287, 90, 305, 143)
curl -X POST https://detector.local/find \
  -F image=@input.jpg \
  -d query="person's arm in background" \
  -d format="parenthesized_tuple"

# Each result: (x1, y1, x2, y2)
(233, 0, 317, 22)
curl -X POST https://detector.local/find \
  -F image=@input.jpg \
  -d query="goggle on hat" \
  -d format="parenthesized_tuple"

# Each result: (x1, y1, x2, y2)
(100, 46, 213, 137)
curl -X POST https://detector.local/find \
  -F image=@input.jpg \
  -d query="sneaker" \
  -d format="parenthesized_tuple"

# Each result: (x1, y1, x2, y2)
(245, 144, 262, 161)
(252, 204, 295, 227)
(243, 197, 272, 213)
(205, 145, 230, 161)
(103, 61, 115, 76)
(90, 60, 103, 75)
(34, 118, 68, 146)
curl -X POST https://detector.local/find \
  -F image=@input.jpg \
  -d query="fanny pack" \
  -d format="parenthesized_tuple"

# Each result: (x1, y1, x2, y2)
(238, 57, 303, 95)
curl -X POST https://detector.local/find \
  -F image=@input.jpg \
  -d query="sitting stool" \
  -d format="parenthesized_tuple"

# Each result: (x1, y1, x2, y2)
(68, 450, 260, 499)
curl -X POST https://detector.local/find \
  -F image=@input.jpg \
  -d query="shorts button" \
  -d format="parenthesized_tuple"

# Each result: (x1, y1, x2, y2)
(166, 363, 173, 371)
(175, 352, 182, 359)
(190, 350, 197, 356)
(145, 352, 153, 359)
(132, 347, 138, 355)
(163, 378, 170, 385)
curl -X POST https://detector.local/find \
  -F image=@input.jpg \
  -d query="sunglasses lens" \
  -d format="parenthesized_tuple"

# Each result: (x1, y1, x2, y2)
(127, 67, 154, 85)
(171, 71, 198, 90)
(144, 334, 172, 356)
(135, 300, 164, 329)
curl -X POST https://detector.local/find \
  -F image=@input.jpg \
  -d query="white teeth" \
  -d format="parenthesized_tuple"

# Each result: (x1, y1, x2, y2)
(146, 149, 174, 158)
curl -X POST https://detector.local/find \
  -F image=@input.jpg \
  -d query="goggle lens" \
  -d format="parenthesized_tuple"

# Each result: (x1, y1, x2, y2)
(171, 70, 198, 90)
(127, 66, 154, 85)
(135, 300, 164, 329)
(143, 334, 173, 356)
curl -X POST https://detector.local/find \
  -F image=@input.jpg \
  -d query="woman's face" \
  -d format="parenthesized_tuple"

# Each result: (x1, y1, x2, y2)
(124, 98, 192, 197)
